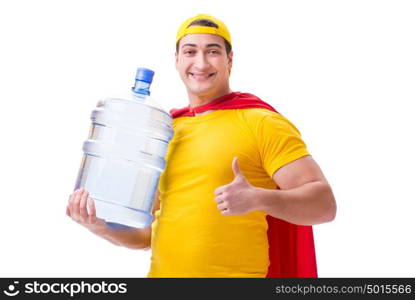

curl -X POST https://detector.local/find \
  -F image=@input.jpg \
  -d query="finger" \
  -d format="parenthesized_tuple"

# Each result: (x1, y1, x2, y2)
(214, 184, 228, 196)
(217, 201, 228, 211)
(214, 194, 225, 204)
(79, 189, 89, 222)
(232, 157, 242, 177)
(72, 188, 83, 221)
(68, 189, 80, 217)
(68, 189, 78, 205)
(87, 197, 100, 224)
(221, 207, 231, 216)
(87, 197, 96, 218)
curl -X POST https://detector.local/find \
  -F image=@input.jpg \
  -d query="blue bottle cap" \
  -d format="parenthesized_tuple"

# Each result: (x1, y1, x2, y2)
(135, 67, 154, 83)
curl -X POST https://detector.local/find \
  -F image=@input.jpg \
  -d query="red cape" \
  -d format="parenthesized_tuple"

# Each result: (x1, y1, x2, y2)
(171, 92, 318, 278)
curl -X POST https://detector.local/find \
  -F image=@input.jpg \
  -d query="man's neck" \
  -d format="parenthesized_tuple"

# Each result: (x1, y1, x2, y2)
(188, 88, 232, 108)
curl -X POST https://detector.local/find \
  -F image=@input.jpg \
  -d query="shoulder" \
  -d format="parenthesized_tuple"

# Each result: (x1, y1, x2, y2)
(237, 108, 301, 135)
(236, 108, 278, 123)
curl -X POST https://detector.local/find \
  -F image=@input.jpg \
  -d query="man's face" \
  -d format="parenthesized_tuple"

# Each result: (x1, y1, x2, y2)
(176, 33, 233, 99)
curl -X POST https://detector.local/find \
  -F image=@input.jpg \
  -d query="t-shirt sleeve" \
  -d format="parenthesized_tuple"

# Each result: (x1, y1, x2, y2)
(256, 113, 310, 178)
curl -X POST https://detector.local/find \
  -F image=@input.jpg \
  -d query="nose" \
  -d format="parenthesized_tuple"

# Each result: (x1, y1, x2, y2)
(193, 52, 210, 70)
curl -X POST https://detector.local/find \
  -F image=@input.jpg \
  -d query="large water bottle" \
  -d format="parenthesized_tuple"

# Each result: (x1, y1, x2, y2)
(74, 68, 173, 229)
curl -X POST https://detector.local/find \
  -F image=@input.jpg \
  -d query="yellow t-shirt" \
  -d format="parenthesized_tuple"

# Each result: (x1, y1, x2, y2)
(147, 108, 309, 277)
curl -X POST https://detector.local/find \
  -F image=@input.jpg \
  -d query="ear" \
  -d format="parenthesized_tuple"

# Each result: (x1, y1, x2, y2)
(227, 51, 233, 73)
(175, 52, 178, 70)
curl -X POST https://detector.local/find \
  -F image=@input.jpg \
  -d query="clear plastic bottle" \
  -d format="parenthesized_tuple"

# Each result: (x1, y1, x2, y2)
(74, 68, 173, 228)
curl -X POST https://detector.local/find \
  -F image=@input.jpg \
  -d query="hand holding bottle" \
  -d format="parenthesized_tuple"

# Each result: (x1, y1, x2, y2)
(66, 188, 107, 235)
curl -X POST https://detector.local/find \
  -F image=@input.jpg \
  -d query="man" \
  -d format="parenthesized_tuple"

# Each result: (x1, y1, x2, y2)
(67, 14, 336, 278)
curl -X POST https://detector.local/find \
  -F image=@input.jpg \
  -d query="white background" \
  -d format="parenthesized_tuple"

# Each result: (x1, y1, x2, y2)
(0, 0, 414, 277)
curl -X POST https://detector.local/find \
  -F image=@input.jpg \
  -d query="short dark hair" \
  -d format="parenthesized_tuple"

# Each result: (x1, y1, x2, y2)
(176, 18, 232, 54)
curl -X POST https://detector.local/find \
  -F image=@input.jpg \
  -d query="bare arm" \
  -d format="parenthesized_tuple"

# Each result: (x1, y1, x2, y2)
(257, 156, 336, 225)
(214, 156, 336, 226)
(67, 189, 160, 250)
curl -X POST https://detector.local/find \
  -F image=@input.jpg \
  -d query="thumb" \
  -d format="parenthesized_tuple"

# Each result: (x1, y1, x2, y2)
(232, 157, 244, 179)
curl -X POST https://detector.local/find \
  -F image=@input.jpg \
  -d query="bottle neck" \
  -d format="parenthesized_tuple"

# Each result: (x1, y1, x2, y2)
(132, 80, 151, 96)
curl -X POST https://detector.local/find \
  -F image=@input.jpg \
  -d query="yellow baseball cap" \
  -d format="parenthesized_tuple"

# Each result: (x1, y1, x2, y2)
(176, 14, 232, 48)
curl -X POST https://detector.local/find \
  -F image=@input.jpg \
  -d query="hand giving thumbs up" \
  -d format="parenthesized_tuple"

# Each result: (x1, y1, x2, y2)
(214, 157, 259, 216)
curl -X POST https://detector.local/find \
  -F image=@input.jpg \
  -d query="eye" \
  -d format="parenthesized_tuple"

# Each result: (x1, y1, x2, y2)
(183, 49, 195, 55)
(208, 49, 220, 54)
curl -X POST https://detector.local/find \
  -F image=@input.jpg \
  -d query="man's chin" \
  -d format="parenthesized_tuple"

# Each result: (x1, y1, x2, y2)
(187, 86, 216, 97)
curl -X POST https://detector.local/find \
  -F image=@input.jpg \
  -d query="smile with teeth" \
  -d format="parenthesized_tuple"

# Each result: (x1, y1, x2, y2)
(189, 72, 215, 80)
